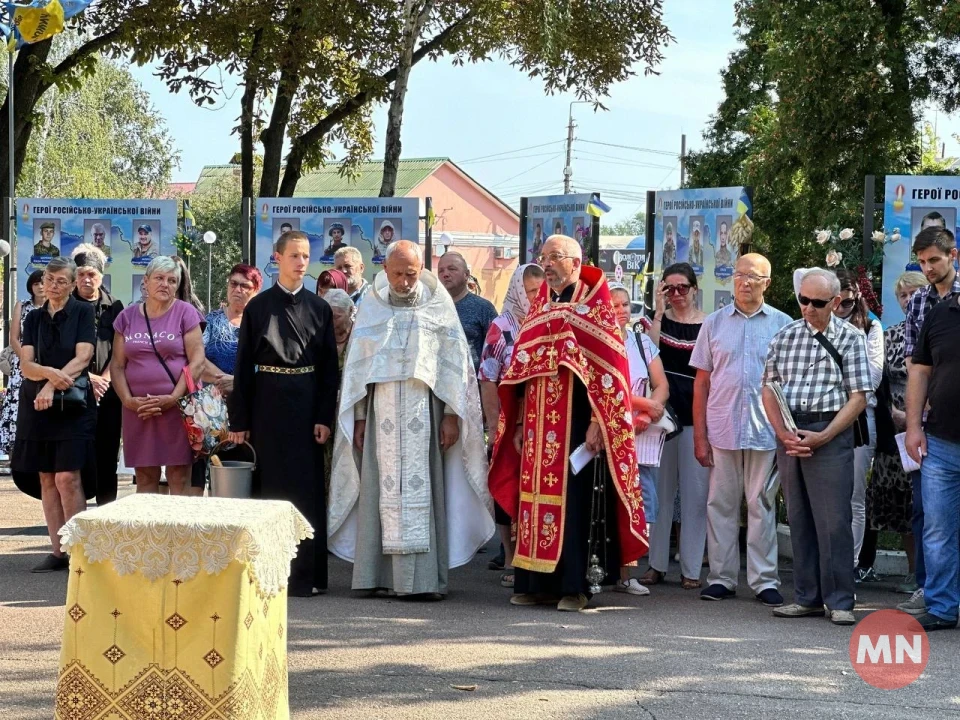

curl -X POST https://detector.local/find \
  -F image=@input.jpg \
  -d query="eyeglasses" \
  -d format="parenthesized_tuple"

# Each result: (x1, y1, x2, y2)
(43, 276, 70, 288)
(838, 298, 857, 310)
(537, 252, 573, 265)
(798, 294, 835, 309)
(733, 272, 769, 283)
(228, 280, 255, 290)
(663, 284, 692, 296)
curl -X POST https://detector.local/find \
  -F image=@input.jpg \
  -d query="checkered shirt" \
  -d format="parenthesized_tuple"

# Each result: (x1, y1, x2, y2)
(762, 314, 873, 414)
(904, 276, 960, 357)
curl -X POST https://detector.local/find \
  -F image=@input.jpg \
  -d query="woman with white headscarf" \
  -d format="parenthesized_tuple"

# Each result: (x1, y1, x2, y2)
(478, 263, 546, 587)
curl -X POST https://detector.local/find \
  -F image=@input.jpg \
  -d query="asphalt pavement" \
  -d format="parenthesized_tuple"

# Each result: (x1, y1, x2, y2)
(1, 478, 959, 719)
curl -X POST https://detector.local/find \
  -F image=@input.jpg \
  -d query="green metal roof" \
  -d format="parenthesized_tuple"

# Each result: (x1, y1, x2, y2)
(193, 158, 446, 197)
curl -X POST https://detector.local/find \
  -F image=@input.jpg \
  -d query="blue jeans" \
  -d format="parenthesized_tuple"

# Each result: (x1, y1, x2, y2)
(920, 436, 960, 621)
(639, 465, 658, 528)
(911, 470, 925, 588)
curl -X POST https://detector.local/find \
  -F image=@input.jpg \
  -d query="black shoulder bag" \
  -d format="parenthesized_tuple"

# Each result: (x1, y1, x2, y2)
(811, 331, 870, 448)
(633, 327, 683, 441)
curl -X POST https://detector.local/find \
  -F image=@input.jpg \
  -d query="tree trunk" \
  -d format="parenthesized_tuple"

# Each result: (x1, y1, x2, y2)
(379, 0, 435, 198)
(239, 28, 264, 201)
(279, 10, 472, 198)
(0, 41, 52, 199)
(258, 5, 305, 198)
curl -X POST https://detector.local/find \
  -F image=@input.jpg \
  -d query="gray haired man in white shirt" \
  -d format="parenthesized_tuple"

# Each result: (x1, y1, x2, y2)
(690, 254, 792, 607)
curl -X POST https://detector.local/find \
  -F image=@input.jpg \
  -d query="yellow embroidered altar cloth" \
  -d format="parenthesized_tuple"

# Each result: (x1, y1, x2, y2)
(54, 494, 312, 720)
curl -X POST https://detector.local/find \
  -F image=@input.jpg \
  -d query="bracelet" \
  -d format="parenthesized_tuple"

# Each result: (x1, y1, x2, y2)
(652, 317, 663, 323)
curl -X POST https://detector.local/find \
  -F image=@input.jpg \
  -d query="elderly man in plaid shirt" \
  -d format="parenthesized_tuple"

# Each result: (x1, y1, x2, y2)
(761, 268, 872, 626)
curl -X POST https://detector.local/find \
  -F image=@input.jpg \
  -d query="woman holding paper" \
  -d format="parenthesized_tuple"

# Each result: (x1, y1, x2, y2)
(611, 285, 670, 596)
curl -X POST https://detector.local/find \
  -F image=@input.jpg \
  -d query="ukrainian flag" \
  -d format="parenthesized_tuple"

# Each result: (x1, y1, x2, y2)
(586, 193, 611, 217)
(183, 199, 196, 229)
(5, 0, 92, 46)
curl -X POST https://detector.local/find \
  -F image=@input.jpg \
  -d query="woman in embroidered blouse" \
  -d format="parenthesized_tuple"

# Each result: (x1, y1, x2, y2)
(202, 264, 263, 393)
(639, 262, 709, 589)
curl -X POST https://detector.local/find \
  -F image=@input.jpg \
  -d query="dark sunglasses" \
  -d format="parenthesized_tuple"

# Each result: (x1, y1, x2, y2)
(798, 294, 835, 309)
(664, 284, 692, 296)
(838, 298, 857, 310)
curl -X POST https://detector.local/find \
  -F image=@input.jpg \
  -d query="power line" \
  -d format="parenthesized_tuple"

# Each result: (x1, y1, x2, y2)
(491, 153, 564, 188)
(459, 140, 565, 164)
(578, 138, 679, 158)
(574, 151, 676, 171)
(462, 151, 565, 166)
(656, 163, 679, 188)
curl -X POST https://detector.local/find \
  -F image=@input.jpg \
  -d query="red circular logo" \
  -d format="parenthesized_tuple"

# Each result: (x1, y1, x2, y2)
(849, 610, 929, 689)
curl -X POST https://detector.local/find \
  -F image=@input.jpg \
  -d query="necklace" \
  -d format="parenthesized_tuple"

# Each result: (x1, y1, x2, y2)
(389, 292, 418, 374)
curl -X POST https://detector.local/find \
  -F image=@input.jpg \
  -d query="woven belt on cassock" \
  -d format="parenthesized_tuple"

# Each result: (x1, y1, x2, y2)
(254, 365, 315, 375)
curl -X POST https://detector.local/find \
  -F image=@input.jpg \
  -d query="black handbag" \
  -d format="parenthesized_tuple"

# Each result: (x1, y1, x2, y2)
(811, 330, 870, 448)
(633, 328, 683, 441)
(35, 335, 89, 411)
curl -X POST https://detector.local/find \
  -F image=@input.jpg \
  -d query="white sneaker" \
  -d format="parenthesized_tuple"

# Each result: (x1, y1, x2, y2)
(615, 578, 651, 596)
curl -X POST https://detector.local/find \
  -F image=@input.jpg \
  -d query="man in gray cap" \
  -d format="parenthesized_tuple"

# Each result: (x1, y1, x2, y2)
(133, 224, 159, 258)
(33, 221, 60, 257)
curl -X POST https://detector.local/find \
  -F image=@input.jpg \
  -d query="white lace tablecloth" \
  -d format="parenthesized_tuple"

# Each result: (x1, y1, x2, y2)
(59, 494, 314, 599)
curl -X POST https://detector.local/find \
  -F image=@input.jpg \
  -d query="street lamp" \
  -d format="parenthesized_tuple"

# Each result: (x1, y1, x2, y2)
(203, 231, 217, 311)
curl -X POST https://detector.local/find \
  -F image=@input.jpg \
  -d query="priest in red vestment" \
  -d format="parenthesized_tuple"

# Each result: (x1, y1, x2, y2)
(489, 235, 648, 612)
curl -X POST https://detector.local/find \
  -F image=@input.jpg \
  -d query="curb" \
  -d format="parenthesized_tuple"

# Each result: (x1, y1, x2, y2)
(776, 523, 908, 576)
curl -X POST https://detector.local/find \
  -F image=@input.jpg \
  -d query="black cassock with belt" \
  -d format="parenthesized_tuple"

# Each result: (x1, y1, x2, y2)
(229, 284, 339, 595)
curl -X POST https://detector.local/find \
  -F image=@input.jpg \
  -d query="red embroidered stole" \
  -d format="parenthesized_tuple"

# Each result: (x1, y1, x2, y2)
(488, 266, 648, 572)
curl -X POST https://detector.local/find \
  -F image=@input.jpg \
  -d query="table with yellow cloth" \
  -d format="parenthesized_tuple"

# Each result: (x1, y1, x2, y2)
(54, 494, 313, 720)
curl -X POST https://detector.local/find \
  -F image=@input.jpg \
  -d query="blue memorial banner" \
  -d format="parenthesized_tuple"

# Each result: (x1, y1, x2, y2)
(17, 198, 177, 306)
(653, 187, 753, 314)
(881, 175, 960, 324)
(524, 193, 597, 264)
(254, 197, 420, 289)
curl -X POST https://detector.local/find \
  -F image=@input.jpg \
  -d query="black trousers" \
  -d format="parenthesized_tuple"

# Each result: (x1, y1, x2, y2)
(92, 390, 122, 505)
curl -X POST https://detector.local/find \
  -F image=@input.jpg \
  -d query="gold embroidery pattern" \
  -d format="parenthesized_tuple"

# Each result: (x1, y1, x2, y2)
(539, 512, 558, 549)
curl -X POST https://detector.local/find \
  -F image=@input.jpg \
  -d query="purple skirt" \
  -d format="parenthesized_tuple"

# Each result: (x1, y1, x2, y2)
(121, 405, 192, 468)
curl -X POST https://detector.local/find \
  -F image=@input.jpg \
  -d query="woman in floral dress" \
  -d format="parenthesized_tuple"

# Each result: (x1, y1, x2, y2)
(0, 271, 45, 456)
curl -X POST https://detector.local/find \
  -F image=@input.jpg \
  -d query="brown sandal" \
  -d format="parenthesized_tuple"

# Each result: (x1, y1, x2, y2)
(681, 576, 702, 590)
(639, 569, 665, 585)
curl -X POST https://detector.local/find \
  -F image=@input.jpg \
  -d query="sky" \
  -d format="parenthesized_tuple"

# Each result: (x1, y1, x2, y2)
(130, 0, 960, 226)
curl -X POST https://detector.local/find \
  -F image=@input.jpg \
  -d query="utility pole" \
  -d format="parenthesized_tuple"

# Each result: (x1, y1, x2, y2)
(563, 105, 575, 194)
(563, 101, 589, 194)
(680, 133, 687, 187)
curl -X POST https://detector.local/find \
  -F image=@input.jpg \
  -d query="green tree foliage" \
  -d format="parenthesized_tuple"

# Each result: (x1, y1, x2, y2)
(685, 0, 958, 312)
(154, 0, 673, 199)
(601, 210, 646, 237)
(17, 44, 178, 198)
(175, 175, 245, 311)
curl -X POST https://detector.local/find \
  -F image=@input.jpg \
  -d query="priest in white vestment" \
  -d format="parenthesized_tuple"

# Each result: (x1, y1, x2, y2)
(329, 240, 494, 597)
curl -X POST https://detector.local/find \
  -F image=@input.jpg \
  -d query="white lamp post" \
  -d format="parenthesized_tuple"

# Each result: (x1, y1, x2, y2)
(203, 231, 217, 310)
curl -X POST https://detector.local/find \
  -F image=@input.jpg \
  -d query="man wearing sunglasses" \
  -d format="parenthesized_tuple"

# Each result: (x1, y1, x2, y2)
(690, 254, 791, 608)
(761, 268, 872, 626)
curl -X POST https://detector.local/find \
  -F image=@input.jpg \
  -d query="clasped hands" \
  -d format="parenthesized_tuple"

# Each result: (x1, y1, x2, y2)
(35, 368, 76, 411)
(780, 428, 829, 457)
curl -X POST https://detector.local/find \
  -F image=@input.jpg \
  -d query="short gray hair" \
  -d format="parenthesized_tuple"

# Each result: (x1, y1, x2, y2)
(801, 267, 841, 296)
(45, 256, 77, 282)
(334, 246, 362, 264)
(144, 255, 182, 283)
(384, 240, 422, 264)
(323, 289, 355, 315)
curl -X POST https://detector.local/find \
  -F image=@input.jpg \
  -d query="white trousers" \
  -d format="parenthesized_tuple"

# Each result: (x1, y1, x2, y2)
(852, 408, 877, 566)
(706, 448, 780, 593)
(647, 431, 709, 580)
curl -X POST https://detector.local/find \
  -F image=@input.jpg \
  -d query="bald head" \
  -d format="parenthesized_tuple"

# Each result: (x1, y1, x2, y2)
(732, 253, 772, 313)
(540, 235, 582, 291)
(384, 240, 423, 297)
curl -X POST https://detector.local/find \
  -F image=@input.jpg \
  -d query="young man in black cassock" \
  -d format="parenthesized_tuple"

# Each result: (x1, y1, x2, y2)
(228, 231, 340, 596)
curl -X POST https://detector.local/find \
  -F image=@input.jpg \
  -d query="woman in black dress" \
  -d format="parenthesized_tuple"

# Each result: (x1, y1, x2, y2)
(14, 257, 97, 573)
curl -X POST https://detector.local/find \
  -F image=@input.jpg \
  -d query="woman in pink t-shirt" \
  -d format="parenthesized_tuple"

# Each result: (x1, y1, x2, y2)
(111, 257, 205, 493)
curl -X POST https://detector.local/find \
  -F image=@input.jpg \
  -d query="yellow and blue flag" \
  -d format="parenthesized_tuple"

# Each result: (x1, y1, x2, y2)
(3, 0, 92, 47)
(182, 199, 196, 229)
(586, 193, 611, 217)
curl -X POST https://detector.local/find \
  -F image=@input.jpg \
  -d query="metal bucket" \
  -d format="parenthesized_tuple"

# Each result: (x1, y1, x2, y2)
(209, 442, 256, 499)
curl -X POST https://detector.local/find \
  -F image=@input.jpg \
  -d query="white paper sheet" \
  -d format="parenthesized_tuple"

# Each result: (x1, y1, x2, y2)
(895, 432, 922, 473)
(635, 428, 666, 467)
(569, 443, 598, 474)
